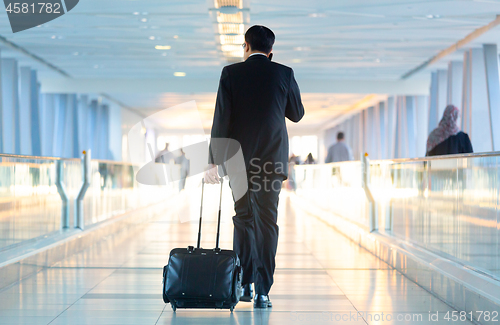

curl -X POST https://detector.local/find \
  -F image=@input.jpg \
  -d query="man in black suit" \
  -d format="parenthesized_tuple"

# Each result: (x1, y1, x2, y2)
(204, 25, 304, 308)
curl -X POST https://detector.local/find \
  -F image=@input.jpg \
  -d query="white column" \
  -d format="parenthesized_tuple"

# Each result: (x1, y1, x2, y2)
(0, 51, 3, 153)
(469, 48, 492, 152)
(396, 96, 408, 158)
(77, 95, 89, 154)
(30, 70, 41, 156)
(353, 114, 361, 160)
(428, 72, 438, 132)
(429, 69, 448, 132)
(437, 69, 448, 118)
(386, 96, 396, 159)
(101, 104, 110, 159)
(362, 109, 369, 156)
(348, 117, 355, 153)
(61, 94, 77, 158)
(447, 61, 463, 109)
(405, 96, 417, 158)
(483, 44, 500, 151)
(89, 99, 98, 157)
(52, 94, 67, 157)
(415, 95, 429, 157)
(40, 94, 56, 156)
(366, 106, 376, 157)
(378, 101, 386, 160)
(462, 51, 471, 134)
(19, 67, 33, 155)
(1, 59, 20, 154)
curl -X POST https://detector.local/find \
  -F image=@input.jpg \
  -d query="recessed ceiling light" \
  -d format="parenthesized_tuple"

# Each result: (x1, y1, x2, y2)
(174, 72, 186, 77)
(142, 12, 148, 15)
(141, 18, 148, 22)
(173, 35, 179, 39)
(426, 14, 441, 19)
(375, 58, 381, 63)
(73, 52, 79, 56)
(133, 12, 139, 15)
(149, 36, 156, 40)
(308, 13, 326, 18)
(93, 65, 99, 69)
(162, 53, 167, 57)
(51, 35, 56, 39)
(292, 59, 301, 63)
(155, 45, 171, 50)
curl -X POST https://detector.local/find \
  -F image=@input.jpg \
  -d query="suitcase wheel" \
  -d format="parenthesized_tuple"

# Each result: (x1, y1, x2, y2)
(171, 303, 177, 312)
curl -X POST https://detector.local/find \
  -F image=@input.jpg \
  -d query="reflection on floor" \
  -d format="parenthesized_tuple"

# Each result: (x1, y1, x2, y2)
(0, 190, 472, 325)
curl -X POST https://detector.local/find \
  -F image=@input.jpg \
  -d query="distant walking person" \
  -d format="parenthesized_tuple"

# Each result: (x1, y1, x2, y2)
(155, 143, 174, 164)
(175, 149, 190, 191)
(325, 132, 353, 163)
(305, 153, 315, 164)
(426, 105, 473, 157)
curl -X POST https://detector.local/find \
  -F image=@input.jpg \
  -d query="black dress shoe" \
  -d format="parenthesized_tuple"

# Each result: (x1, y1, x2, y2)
(253, 294, 272, 308)
(240, 283, 253, 302)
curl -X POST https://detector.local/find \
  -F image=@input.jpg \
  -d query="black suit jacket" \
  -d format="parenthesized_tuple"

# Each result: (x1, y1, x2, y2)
(209, 54, 304, 179)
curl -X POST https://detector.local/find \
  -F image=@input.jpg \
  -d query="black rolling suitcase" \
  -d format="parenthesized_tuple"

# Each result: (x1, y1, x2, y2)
(162, 178, 242, 312)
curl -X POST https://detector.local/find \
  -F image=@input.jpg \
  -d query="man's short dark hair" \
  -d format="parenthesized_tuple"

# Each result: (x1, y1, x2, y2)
(337, 132, 344, 140)
(245, 25, 275, 54)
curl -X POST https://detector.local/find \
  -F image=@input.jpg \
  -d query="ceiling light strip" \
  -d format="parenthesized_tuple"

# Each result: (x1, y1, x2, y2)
(401, 15, 500, 79)
(209, 0, 249, 61)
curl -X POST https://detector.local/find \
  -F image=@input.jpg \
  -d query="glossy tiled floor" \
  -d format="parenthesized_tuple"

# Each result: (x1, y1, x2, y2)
(0, 189, 471, 325)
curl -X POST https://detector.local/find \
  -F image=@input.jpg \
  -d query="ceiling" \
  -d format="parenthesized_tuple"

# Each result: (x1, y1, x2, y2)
(1, 0, 500, 133)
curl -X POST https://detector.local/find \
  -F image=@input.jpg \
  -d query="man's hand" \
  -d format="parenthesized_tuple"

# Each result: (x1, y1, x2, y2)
(204, 164, 220, 184)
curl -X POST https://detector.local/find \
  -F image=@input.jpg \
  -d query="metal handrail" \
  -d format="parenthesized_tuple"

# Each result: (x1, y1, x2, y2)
(370, 151, 500, 164)
(0, 154, 142, 166)
(0, 153, 80, 161)
(91, 159, 139, 166)
(300, 151, 500, 167)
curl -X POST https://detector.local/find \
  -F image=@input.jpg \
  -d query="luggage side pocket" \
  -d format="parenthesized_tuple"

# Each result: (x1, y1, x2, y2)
(232, 264, 242, 303)
(162, 265, 169, 303)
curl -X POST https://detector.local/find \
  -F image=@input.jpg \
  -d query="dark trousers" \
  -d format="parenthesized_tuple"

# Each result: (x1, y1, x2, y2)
(230, 173, 283, 295)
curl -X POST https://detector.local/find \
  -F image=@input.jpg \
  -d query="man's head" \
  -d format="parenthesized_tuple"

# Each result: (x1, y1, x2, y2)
(243, 25, 275, 60)
(337, 132, 345, 142)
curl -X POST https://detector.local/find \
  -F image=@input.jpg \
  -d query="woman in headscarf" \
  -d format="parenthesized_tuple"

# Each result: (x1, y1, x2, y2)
(426, 105, 473, 156)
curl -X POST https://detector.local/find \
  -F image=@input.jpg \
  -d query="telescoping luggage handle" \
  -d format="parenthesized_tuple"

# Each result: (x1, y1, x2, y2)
(197, 178, 224, 249)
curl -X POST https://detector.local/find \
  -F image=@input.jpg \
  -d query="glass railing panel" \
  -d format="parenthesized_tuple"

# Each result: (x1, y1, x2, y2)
(294, 162, 370, 229)
(82, 161, 177, 227)
(295, 153, 500, 279)
(382, 156, 500, 278)
(0, 155, 78, 250)
(0, 154, 181, 252)
(454, 155, 499, 277)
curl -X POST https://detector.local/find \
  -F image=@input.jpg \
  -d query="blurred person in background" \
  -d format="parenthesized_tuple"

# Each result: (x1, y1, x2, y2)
(155, 143, 174, 163)
(175, 149, 190, 191)
(325, 132, 353, 163)
(426, 105, 473, 157)
(304, 153, 315, 164)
